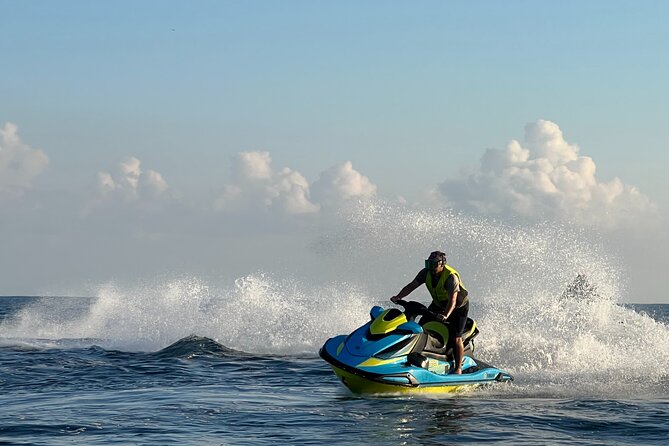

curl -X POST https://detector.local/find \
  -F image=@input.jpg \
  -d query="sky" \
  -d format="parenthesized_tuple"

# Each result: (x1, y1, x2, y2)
(1, 1, 668, 302)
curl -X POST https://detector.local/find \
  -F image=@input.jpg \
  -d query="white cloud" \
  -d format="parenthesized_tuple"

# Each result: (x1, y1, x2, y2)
(311, 161, 377, 208)
(94, 156, 169, 203)
(215, 151, 320, 214)
(143, 169, 169, 196)
(0, 122, 49, 198)
(268, 168, 320, 214)
(119, 156, 142, 190)
(438, 119, 656, 229)
(215, 153, 377, 215)
(234, 151, 273, 182)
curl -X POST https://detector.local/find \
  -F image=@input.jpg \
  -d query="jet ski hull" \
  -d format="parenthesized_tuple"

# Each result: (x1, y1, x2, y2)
(320, 335, 512, 395)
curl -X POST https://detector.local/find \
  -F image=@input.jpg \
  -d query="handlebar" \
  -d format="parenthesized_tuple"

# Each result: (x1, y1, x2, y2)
(393, 300, 440, 321)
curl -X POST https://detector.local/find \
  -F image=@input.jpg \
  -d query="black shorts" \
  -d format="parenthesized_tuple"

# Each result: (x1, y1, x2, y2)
(428, 301, 470, 338)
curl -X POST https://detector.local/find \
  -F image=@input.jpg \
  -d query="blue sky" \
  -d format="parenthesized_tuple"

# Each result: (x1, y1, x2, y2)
(3, 1, 668, 197)
(1, 1, 668, 300)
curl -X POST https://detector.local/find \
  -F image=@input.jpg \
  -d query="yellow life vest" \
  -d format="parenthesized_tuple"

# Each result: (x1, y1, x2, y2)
(425, 264, 468, 308)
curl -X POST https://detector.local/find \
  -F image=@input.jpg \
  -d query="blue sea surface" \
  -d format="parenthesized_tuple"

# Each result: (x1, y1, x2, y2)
(1, 297, 669, 445)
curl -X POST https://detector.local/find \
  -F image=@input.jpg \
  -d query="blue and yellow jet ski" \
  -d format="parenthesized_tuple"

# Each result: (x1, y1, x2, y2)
(319, 300, 513, 394)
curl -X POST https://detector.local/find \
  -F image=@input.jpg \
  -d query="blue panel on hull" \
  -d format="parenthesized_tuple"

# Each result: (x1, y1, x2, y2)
(345, 323, 415, 358)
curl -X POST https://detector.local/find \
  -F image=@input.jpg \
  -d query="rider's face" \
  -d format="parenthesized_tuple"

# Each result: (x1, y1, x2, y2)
(425, 259, 444, 272)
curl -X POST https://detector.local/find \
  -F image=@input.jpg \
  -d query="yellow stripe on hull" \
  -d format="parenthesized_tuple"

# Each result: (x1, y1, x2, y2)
(328, 364, 477, 395)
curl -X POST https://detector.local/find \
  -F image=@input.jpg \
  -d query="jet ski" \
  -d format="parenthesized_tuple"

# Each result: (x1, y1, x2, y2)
(319, 300, 513, 394)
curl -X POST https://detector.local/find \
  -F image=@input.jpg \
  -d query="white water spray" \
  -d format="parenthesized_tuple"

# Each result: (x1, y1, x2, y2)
(1, 201, 668, 397)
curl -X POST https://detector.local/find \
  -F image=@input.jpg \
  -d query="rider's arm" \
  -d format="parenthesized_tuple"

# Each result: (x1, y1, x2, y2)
(391, 280, 421, 301)
(440, 274, 460, 320)
(441, 290, 458, 320)
(391, 269, 427, 302)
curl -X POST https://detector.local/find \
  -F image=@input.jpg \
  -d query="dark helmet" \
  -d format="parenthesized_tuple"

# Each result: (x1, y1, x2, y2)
(425, 251, 446, 270)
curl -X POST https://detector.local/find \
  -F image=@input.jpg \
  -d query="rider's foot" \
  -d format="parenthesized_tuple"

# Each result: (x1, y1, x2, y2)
(452, 368, 462, 375)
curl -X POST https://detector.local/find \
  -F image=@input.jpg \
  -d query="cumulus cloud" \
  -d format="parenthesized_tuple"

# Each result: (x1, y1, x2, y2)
(0, 122, 49, 198)
(311, 161, 377, 207)
(438, 119, 656, 229)
(215, 151, 319, 214)
(234, 151, 273, 182)
(268, 168, 320, 214)
(93, 156, 169, 203)
(215, 152, 376, 214)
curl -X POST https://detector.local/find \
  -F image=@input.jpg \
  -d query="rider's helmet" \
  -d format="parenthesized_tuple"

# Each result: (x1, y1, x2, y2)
(425, 251, 446, 271)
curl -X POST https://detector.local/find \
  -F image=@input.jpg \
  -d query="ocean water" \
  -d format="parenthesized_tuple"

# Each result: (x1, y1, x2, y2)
(2, 206, 669, 445)
(1, 296, 668, 445)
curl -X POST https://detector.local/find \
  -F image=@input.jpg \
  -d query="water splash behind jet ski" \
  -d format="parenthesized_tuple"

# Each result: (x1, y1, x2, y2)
(562, 273, 601, 301)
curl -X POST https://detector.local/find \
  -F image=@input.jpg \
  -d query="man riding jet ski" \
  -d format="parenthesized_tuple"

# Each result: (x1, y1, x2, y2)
(320, 251, 512, 394)
(319, 300, 512, 394)
(392, 251, 470, 374)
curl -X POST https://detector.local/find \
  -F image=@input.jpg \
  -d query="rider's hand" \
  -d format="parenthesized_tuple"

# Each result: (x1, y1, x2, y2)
(390, 296, 401, 304)
(437, 314, 447, 323)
